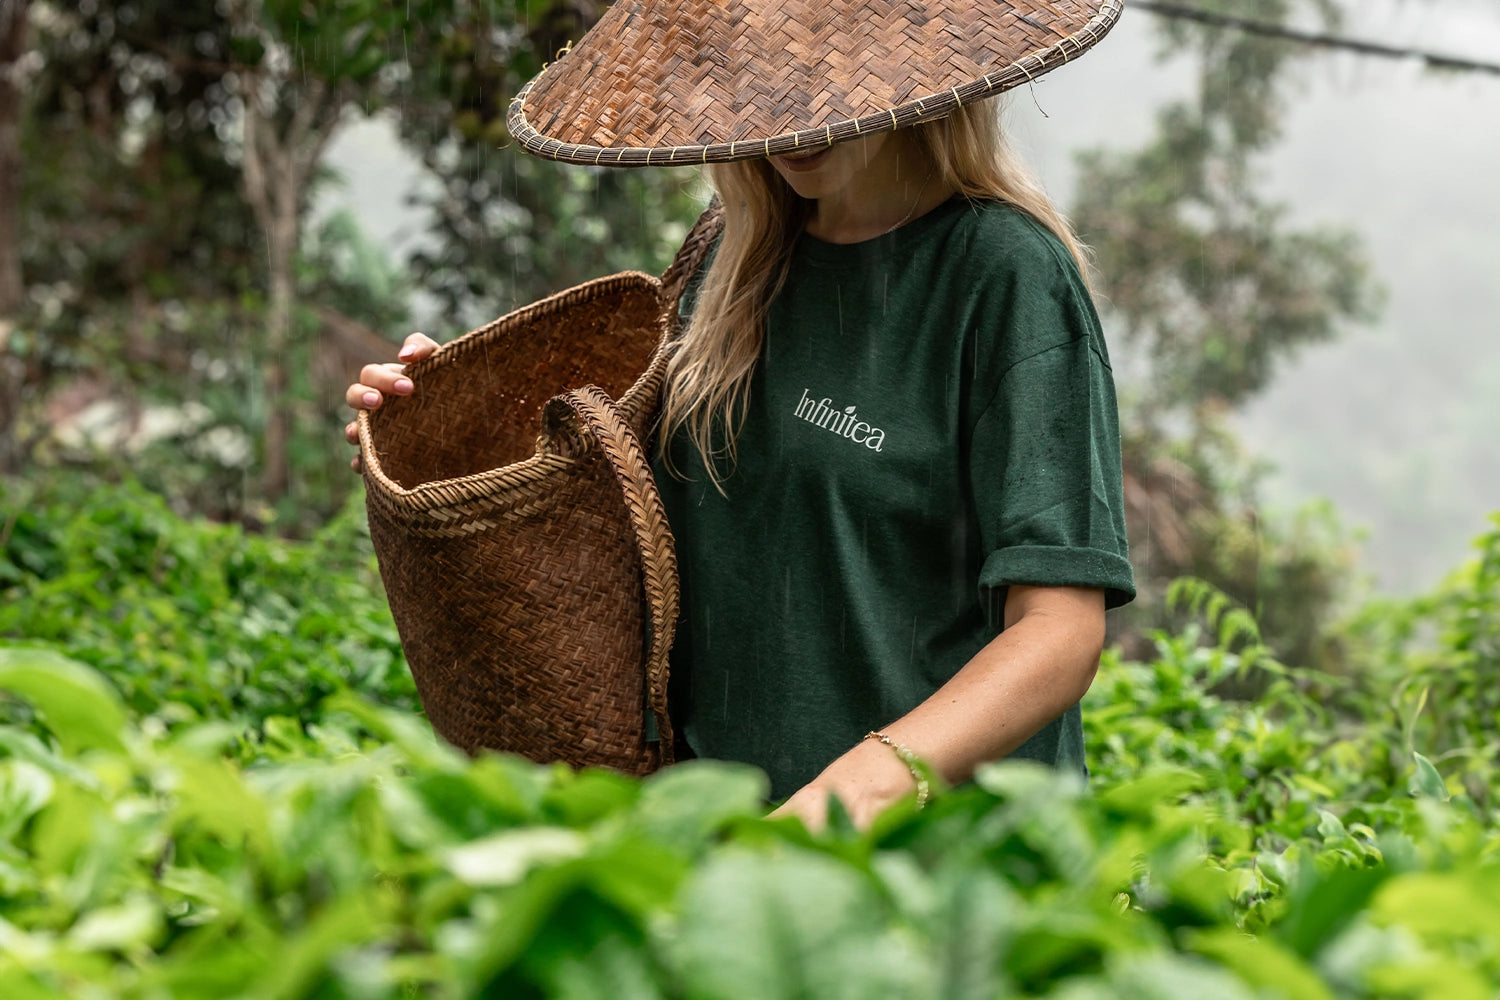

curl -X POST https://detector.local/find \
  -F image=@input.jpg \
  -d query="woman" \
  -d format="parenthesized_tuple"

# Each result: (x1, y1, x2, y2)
(345, 0, 1134, 831)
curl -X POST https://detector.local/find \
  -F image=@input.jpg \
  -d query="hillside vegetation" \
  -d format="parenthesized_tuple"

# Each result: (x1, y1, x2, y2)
(1, 478, 1497, 998)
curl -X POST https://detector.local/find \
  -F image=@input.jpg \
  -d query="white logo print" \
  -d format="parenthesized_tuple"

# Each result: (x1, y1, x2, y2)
(792, 388, 887, 452)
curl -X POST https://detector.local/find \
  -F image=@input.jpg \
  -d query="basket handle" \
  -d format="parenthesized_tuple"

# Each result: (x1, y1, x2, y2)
(547, 385, 678, 768)
(659, 199, 723, 317)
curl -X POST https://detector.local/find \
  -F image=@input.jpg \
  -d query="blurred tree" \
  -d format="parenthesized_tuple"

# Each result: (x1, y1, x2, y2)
(9, 0, 698, 522)
(393, 2, 703, 326)
(17, 0, 261, 484)
(1073, 0, 1382, 666)
(22, 1, 256, 302)
(231, 0, 701, 497)
(13, 0, 394, 524)
(0, 0, 31, 472)
(225, 0, 414, 501)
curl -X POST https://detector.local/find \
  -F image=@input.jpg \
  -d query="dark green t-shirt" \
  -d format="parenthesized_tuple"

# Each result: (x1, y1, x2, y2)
(655, 196, 1135, 800)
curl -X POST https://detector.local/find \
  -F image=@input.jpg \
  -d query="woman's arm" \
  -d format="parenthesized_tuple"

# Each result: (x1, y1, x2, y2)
(771, 583, 1106, 832)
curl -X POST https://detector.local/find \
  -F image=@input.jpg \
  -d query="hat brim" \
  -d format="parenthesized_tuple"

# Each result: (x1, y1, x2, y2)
(508, 0, 1124, 168)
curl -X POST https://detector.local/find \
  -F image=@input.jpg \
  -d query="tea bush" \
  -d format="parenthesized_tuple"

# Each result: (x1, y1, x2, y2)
(2, 480, 1498, 998)
(0, 477, 415, 731)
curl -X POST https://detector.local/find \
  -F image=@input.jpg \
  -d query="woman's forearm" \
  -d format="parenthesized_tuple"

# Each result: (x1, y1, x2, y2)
(877, 584, 1107, 785)
(772, 584, 1106, 830)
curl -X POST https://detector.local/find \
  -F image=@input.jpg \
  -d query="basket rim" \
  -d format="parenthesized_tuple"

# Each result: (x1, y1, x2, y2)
(357, 270, 670, 513)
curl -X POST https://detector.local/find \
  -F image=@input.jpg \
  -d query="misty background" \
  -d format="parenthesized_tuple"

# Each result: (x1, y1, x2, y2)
(317, 0, 1499, 596)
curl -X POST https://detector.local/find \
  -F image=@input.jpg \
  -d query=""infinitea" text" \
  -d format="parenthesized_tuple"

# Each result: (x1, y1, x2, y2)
(793, 388, 886, 452)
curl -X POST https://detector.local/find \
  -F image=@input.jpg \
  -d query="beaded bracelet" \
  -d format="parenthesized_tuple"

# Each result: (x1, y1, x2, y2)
(863, 731, 931, 809)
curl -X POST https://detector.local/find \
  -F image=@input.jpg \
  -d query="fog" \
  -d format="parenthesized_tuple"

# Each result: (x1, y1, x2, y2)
(325, 0, 1500, 594)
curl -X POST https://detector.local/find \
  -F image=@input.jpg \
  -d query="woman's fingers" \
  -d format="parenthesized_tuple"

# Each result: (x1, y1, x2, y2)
(344, 333, 439, 475)
(767, 786, 831, 834)
(362, 362, 415, 395)
(398, 331, 440, 361)
(345, 381, 378, 411)
(344, 335, 438, 412)
(344, 366, 411, 412)
(347, 423, 366, 475)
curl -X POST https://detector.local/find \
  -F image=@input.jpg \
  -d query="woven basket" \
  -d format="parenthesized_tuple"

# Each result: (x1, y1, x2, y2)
(357, 206, 721, 774)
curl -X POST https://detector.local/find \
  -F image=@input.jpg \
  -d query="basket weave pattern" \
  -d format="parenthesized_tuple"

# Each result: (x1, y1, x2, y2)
(359, 209, 720, 773)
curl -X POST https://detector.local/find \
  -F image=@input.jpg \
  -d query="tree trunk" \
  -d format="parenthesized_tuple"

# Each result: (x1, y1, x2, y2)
(261, 203, 297, 503)
(240, 68, 337, 507)
(0, 0, 31, 474)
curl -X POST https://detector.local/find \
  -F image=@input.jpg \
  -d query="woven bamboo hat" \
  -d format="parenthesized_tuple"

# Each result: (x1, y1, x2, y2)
(508, 0, 1122, 167)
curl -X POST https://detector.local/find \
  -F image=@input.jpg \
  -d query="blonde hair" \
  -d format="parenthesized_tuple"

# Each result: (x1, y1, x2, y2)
(662, 100, 1089, 486)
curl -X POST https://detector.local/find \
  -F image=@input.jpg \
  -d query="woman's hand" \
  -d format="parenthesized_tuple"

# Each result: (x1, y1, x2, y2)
(771, 585, 1107, 834)
(770, 736, 919, 833)
(342, 332, 441, 473)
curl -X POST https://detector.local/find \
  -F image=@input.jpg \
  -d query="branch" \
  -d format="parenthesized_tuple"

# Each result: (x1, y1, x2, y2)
(115, 28, 235, 77)
(1133, 1, 1500, 77)
(285, 76, 336, 197)
(284, 75, 326, 162)
(240, 80, 274, 231)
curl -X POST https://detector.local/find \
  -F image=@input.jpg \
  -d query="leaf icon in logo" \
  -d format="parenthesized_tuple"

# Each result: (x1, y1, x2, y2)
(845, 405, 856, 414)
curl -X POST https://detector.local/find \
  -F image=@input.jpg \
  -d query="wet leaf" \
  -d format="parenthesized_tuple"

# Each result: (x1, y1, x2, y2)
(668, 848, 933, 1000)
(1407, 753, 1450, 801)
(0, 649, 126, 756)
(444, 827, 586, 887)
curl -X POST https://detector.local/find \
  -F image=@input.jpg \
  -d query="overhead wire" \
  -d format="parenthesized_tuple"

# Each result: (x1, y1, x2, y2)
(1130, 1, 1500, 77)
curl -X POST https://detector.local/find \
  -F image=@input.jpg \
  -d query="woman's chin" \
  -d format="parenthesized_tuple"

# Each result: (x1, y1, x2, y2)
(770, 148, 836, 197)
(774, 147, 834, 173)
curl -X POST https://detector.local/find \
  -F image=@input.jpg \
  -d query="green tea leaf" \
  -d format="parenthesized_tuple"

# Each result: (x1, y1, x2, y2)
(169, 754, 273, 859)
(1186, 928, 1332, 1000)
(444, 827, 587, 887)
(244, 888, 393, 1000)
(667, 848, 932, 1000)
(539, 930, 667, 1000)
(1371, 873, 1500, 941)
(1364, 959, 1492, 1000)
(543, 767, 640, 827)
(0, 649, 126, 756)
(1407, 753, 1450, 801)
(1083, 951, 1262, 1000)
(0, 969, 62, 1000)
(0, 761, 54, 842)
(66, 895, 165, 953)
(1276, 860, 1389, 959)
(632, 760, 768, 852)
(1095, 768, 1202, 818)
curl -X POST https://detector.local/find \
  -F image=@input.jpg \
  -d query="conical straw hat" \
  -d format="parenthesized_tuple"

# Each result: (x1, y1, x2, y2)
(508, 0, 1123, 167)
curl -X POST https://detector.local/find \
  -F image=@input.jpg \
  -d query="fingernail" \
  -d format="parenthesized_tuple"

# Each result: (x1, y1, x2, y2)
(394, 378, 414, 393)
(398, 346, 415, 360)
(363, 391, 379, 407)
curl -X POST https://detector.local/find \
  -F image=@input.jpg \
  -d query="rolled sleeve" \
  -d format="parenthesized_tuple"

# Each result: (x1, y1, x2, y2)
(967, 276, 1135, 611)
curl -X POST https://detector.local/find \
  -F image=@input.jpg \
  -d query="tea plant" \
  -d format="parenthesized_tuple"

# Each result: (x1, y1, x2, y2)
(0, 477, 414, 735)
(2, 481, 1499, 997)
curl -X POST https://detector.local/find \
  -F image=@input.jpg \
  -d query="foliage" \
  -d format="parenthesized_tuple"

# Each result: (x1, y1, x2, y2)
(394, 3, 704, 325)
(1075, 0, 1381, 419)
(12, 0, 698, 517)
(15, 208, 409, 534)
(3, 482, 1500, 997)
(20, 0, 258, 305)
(1118, 415, 1361, 672)
(1341, 515, 1500, 806)
(1073, 0, 1384, 663)
(0, 475, 414, 731)
(0, 643, 1497, 1000)
(407, 149, 705, 327)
